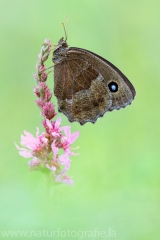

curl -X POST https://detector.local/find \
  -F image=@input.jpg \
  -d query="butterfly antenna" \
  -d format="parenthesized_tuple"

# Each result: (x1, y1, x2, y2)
(66, 16, 68, 40)
(62, 22, 67, 41)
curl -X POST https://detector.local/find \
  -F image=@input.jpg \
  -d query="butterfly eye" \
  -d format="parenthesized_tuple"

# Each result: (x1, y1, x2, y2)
(108, 81, 118, 92)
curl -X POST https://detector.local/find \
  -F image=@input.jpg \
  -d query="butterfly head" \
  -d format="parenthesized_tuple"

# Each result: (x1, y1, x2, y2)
(52, 38, 69, 64)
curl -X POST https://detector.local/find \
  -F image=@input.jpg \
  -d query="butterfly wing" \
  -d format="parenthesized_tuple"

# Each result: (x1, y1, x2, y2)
(69, 47, 136, 110)
(54, 47, 136, 125)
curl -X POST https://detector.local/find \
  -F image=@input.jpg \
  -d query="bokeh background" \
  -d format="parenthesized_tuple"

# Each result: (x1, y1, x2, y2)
(0, 0, 160, 239)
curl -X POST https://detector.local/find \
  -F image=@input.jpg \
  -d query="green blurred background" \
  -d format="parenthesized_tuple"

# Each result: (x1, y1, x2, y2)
(0, 0, 160, 239)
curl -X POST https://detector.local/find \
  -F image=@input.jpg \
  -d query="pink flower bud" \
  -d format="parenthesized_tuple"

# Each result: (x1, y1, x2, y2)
(42, 102, 57, 120)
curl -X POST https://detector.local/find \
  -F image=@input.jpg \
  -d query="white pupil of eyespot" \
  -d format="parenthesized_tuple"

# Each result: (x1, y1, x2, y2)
(111, 85, 116, 90)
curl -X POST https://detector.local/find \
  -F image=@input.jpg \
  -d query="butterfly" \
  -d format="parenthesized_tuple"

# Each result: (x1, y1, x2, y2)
(52, 37, 136, 125)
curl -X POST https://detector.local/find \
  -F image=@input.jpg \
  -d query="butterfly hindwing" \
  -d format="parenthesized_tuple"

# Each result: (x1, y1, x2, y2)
(53, 38, 136, 125)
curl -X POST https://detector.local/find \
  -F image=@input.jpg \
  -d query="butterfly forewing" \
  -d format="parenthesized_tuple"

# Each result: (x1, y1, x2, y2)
(68, 47, 135, 110)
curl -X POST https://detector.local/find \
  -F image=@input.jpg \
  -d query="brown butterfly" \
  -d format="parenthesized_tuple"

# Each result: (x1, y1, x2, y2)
(52, 37, 136, 125)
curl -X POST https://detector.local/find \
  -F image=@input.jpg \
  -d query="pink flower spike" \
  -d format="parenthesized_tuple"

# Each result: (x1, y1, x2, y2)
(40, 71, 47, 82)
(16, 38, 80, 186)
(39, 82, 52, 102)
(34, 86, 41, 98)
(38, 65, 46, 74)
(42, 102, 57, 120)
(51, 142, 71, 170)
(20, 130, 39, 149)
(58, 153, 71, 171)
(53, 117, 62, 129)
(43, 118, 62, 138)
(69, 131, 80, 145)
(36, 127, 40, 138)
(16, 128, 49, 160)
(56, 174, 74, 185)
(63, 126, 80, 145)
(35, 99, 44, 108)
(28, 157, 40, 167)
(46, 164, 56, 172)
(38, 53, 42, 61)
(44, 39, 51, 45)
(43, 118, 52, 130)
(60, 126, 80, 153)
(15, 143, 32, 158)
(33, 73, 40, 81)
(51, 117, 62, 137)
(51, 142, 59, 159)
